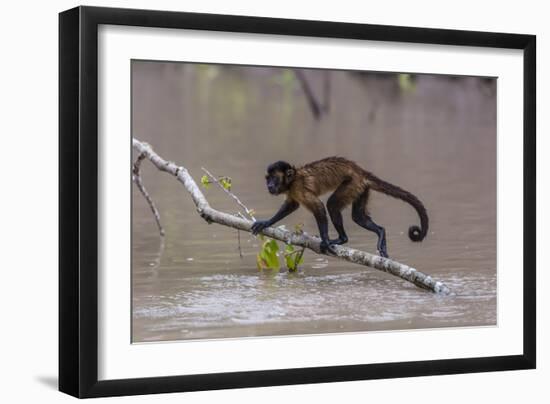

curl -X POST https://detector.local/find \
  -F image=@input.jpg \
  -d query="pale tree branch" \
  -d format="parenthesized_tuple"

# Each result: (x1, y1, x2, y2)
(132, 138, 451, 295)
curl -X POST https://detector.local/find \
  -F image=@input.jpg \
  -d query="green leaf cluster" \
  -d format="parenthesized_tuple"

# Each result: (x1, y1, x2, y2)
(256, 238, 280, 270)
(284, 244, 304, 272)
(200, 174, 232, 191)
(200, 175, 211, 189)
(219, 176, 232, 191)
(256, 237, 305, 272)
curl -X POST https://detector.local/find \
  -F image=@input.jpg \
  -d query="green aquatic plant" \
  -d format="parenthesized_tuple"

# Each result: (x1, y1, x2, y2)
(256, 236, 305, 272)
(257, 223, 306, 272)
(256, 236, 280, 270)
(284, 244, 305, 272)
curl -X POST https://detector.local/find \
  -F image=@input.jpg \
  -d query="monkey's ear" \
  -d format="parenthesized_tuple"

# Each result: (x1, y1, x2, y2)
(285, 168, 296, 182)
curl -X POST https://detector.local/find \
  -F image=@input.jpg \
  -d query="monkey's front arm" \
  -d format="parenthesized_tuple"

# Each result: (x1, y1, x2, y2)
(250, 200, 299, 235)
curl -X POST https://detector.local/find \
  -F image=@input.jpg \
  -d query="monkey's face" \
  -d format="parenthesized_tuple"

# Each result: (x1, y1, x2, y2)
(265, 161, 295, 195)
(265, 171, 286, 195)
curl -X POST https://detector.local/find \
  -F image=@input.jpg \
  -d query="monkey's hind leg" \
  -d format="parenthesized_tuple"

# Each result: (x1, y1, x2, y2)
(301, 194, 332, 254)
(351, 188, 389, 258)
(326, 180, 357, 246)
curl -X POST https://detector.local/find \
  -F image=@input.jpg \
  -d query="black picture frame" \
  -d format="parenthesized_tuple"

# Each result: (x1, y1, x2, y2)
(59, 5, 536, 398)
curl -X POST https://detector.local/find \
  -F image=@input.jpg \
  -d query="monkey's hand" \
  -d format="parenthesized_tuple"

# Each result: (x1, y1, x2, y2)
(251, 220, 271, 235)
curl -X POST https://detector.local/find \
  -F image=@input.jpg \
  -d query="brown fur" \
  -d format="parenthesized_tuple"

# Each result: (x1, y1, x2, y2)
(287, 157, 368, 210)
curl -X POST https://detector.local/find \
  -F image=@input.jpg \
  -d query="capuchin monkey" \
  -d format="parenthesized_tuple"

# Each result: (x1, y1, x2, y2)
(251, 157, 428, 258)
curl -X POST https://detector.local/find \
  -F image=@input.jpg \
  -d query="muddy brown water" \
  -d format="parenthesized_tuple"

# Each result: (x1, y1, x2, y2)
(131, 61, 496, 342)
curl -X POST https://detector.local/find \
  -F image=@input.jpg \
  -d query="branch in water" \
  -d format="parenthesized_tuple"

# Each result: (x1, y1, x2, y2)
(132, 138, 451, 295)
(132, 152, 165, 237)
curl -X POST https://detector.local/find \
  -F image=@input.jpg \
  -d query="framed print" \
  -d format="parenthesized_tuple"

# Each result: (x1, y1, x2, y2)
(59, 6, 536, 398)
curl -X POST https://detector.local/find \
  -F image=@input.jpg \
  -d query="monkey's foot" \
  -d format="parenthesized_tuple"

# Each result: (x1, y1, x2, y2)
(320, 240, 341, 255)
(377, 238, 388, 258)
(328, 236, 348, 246)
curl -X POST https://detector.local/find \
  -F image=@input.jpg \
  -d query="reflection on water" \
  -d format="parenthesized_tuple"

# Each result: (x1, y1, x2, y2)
(132, 62, 496, 342)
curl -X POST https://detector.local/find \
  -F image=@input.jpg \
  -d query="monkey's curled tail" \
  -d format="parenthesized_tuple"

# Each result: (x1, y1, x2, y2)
(366, 174, 429, 242)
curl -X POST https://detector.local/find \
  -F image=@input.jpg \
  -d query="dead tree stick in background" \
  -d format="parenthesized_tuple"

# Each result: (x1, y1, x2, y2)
(294, 69, 323, 120)
(322, 70, 331, 113)
(132, 138, 451, 295)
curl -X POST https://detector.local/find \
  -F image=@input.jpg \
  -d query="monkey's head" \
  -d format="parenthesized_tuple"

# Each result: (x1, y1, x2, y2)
(265, 161, 296, 195)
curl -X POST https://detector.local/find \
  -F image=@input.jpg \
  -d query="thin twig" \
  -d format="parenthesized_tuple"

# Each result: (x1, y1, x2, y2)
(133, 152, 165, 237)
(237, 229, 243, 259)
(296, 248, 305, 267)
(201, 167, 256, 221)
(231, 213, 245, 259)
(236, 212, 245, 258)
